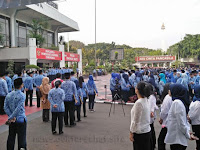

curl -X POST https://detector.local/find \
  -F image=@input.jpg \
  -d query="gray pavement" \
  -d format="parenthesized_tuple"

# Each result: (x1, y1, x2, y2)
(0, 75, 197, 150)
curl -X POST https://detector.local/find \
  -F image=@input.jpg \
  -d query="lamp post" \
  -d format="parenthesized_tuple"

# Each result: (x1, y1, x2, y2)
(95, 0, 97, 69)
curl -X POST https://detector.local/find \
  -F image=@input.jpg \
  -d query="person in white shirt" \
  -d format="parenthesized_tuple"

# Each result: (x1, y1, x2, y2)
(129, 81, 152, 150)
(188, 85, 200, 150)
(164, 84, 198, 150)
(148, 85, 158, 150)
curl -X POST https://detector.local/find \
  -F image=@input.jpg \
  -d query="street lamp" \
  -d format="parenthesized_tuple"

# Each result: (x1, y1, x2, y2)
(95, 0, 97, 69)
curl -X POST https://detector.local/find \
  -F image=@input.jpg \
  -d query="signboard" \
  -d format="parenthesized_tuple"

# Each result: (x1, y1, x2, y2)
(65, 52, 80, 62)
(0, 0, 59, 9)
(110, 49, 124, 61)
(36, 48, 62, 60)
(135, 56, 176, 62)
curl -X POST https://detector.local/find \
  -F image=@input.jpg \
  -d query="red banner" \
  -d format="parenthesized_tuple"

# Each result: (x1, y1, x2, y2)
(135, 56, 176, 62)
(36, 48, 62, 60)
(65, 52, 80, 62)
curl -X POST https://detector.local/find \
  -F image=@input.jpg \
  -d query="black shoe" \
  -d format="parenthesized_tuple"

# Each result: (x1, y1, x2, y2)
(65, 124, 69, 127)
(52, 131, 57, 135)
(59, 131, 64, 135)
(77, 120, 81, 122)
(70, 123, 76, 127)
(84, 115, 87, 117)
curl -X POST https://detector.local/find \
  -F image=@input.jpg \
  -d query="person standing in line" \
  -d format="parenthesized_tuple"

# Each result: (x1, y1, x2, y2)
(86, 75, 98, 112)
(4, 78, 27, 150)
(121, 74, 131, 103)
(5, 72, 12, 93)
(188, 85, 200, 150)
(24, 72, 34, 107)
(70, 71, 78, 82)
(165, 84, 198, 150)
(61, 73, 77, 127)
(0, 72, 8, 115)
(48, 80, 65, 135)
(39, 77, 51, 122)
(189, 72, 196, 100)
(51, 73, 63, 89)
(129, 82, 152, 150)
(34, 70, 44, 108)
(158, 73, 166, 96)
(158, 85, 172, 150)
(74, 80, 83, 122)
(79, 76, 88, 117)
(110, 73, 117, 100)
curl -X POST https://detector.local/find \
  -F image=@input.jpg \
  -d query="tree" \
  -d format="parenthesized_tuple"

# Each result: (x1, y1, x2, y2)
(29, 17, 49, 47)
(6, 60, 14, 76)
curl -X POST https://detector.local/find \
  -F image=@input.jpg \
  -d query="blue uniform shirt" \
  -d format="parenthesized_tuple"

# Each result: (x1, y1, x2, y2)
(61, 80, 77, 102)
(4, 90, 26, 122)
(34, 75, 44, 91)
(5, 76, 12, 93)
(75, 89, 83, 106)
(0, 78, 8, 96)
(24, 76, 33, 90)
(48, 88, 65, 112)
(86, 82, 98, 95)
(81, 82, 88, 98)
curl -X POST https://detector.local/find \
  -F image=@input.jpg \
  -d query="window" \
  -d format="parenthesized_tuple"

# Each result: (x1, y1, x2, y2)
(0, 15, 10, 47)
(47, 32, 53, 47)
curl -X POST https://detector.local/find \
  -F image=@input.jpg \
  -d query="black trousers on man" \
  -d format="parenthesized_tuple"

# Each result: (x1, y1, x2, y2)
(83, 97, 87, 116)
(7, 120, 27, 150)
(133, 131, 151, 150)
(88, 95, 95, 110)
(64, 101, 75, 126)
(158, 127, 167, 150)
(25, 90, 33, 106)
(170, 144, 186, 150)
(52, 112, 64, 133)
(36, 91, 40, 108)
(0, 96, 6, 115)
(192, 125, 200, 150)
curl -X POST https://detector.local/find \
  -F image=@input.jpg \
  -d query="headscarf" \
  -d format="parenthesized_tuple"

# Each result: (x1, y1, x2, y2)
(74, 80, 80, 90)
(122, 74, 129, 84)
(111, 73, 116, 79)
(149, 72, 156, 88)
(40, 77, 51, 95)
(170, 84, 190, 113)
(159, 73, 166, 84)
(88, 75, 94, 86)
(115, 73, 121, 81)
(177, 72, 182, 79)
(193, 85, 200, 102)
(160, 83, 171, 102)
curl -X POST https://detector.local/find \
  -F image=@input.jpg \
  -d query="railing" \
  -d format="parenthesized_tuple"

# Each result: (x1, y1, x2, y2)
(46, 1, 58, 9)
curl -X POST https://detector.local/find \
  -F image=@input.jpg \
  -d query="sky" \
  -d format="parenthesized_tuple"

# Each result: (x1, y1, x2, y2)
(56, 0, 200, 50)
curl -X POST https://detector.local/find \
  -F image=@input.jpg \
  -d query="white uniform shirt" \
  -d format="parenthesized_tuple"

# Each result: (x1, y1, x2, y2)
(160, 94, 172, 127)
(148, 95, 158, 124)
(165, 100, 190, 146)
(188, 101, 200, 125)
(130, 98, 151, 134)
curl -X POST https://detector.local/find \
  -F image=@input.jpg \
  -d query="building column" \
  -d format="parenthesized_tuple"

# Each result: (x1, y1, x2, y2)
(59, 44, 65, 68)
(77, 49, 82, 75)
(54, 29, 58, 47)
(10, 10, 17, 47)
(28, 38, 37, 65)
(152, 63, 154, 68)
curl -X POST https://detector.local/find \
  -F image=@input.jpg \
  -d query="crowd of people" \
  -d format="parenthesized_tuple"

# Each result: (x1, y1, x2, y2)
(109, 68, 200, 150)
(0, 69, 98, 150)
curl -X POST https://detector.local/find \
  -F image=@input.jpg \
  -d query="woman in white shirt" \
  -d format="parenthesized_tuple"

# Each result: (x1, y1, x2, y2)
(188, 85, 200, 150)
(165, 84, 198, 150)
(129, 81, 152, 150)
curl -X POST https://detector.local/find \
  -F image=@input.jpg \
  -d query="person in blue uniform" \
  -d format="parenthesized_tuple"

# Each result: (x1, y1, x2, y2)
(48, 80, 65, 135)
(74, 80, 83, 122)
(79, 76, 88, 117)
(4, 78, 27, 150)
(121, 74, 131, 103)
(0, 72, 8, 115)
(34, 70, 44, 108)
(61, 73, 77, 127)
(24, 72, 34, 107)
(71, 71, 78, 82)
(86, 75, 98, 112)
(5, 72, 12, 93)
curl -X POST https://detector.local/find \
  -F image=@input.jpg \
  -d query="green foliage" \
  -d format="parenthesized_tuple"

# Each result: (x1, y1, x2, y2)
(29, 17, 49, 47)
(25, 64, 40, 69)
(6, 60, 14, 76)
(171, 60, 184, 68)
(0, 24, 4, 46)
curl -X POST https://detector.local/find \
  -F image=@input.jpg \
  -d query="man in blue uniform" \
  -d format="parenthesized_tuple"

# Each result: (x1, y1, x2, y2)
(0, 72, 8, 115)
(34, 70, 44, 108)
(24, 72, 34, 107)
(70, 71, 78, 82)
(5, 72, 12, 93)
(4, 78, 27, 150)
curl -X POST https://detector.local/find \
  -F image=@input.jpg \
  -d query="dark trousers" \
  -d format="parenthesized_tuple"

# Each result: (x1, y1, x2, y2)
(83, 97, 87, 116)
(170, 144, 187, 150)
(192, 125, 200, 150)
(25, 90, 33, 106)
(158, 127, 167, 150)
(51, 112, 64, 133)
(64, 101, 75, 125)
(150, 123, 156, 150)
(75, 105, 81, 121)
(36, 91, 40, 108)
(0, 96, 5, 115)
(129, 87, 135, 97)
(122, 90, 129, 103)
(133, 131, 151, 150)
(88, 95, 95, 110)
(7, 120, 27, 150)
(42, 109, 50, 122)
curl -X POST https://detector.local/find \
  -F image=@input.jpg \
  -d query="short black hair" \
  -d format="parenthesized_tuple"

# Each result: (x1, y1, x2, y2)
(55, 80, 62, 88)
(39, 70, 43, 74)
(136, 82, 152, 98)
(0, 72, 5, 77)
(56, 73, 61, 78)
(14, 78, 23, 89)
(17, 72, 22, 77)
(4, 72, 9, 76)
(65, 73, 71, 79)
(173, 70, 177, 73)
(71, 71, 75, 76)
